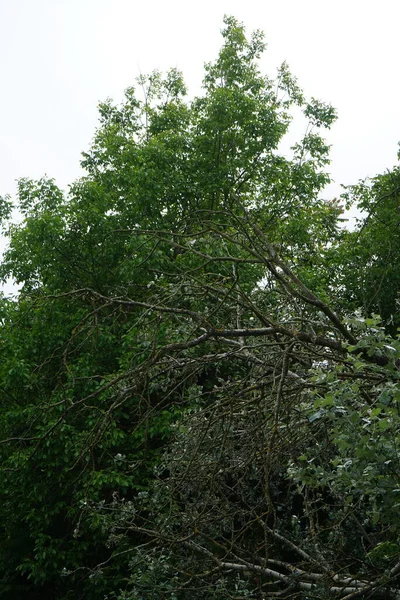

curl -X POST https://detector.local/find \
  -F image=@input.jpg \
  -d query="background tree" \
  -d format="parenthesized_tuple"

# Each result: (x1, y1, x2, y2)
(338, 164, 400, 332)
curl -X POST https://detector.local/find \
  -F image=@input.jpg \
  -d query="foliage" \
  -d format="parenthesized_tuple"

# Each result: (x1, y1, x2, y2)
(339, 165, 400, 331)
(0, 15, 400, 600)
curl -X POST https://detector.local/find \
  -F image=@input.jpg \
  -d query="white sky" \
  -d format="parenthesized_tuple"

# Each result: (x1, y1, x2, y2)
(0, 0, 399, 252)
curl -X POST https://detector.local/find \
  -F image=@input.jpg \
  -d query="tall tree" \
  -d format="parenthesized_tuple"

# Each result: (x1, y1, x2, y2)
(0, 16, 399, 600)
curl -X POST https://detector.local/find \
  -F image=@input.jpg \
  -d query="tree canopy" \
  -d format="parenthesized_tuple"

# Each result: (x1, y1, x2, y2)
(0, 16, 400, 600)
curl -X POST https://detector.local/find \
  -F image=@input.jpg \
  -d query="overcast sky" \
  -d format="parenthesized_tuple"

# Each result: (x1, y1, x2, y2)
(0, 1, 399, 217)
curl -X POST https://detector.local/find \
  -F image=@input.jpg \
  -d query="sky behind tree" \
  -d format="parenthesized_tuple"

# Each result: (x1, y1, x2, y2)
(0, 0, 399, 211)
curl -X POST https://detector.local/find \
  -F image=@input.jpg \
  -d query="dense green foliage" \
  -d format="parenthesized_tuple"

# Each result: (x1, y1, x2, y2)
(339, 168, 400, 330)
(0, 16, 400, 599)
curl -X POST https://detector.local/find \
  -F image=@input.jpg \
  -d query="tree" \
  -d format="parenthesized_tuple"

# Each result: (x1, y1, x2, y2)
(0, 15, 399, 600)
(338, 163, 400, 331)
